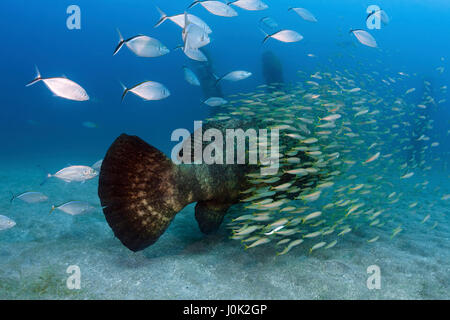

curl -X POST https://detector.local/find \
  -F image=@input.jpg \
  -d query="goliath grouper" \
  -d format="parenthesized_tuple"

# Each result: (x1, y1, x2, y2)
(98, 119, 318, 252)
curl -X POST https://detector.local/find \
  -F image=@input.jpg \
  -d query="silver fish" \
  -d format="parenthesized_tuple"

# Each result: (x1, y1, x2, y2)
(350, 29, 377, 48)
(183, 46, 208, 62)
(183, 66, 201, 86)
(216, 70, 252, 84)
(121, 81, 170, 102)
(228, 0, 268, 11)
(48, 165, 98, 183)
(11, 191, 48, 204)
(182, 14, 211, 49)
(0, 215, 16, 231)
(113, 29, 169, 57)
(262, 29, 303, 44)
(26, 67, 89, 101)
(259, 16, 278, 29)
(204, 97, 228, 107)
(82, 121, 98, 129)
(289, 7, 317, 22)
(154, 7, 212, 34)
(50, 201, 95, 216)
(188, 1, 238, 17)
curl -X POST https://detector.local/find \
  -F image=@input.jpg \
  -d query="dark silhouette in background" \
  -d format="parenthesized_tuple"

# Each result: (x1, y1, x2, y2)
(262, 51, 284, 92)
(190, 49, 224, 115)
(191, 50, 285, 116)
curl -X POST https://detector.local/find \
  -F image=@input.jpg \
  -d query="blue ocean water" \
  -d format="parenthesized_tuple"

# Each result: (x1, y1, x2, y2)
(0, 0, 449, 299)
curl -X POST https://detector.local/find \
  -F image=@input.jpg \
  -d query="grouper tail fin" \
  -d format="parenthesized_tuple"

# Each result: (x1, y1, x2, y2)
(98, 134, 187, 252)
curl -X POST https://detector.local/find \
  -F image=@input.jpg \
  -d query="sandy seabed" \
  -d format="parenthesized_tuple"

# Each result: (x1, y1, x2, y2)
(0, 155, 448, 300)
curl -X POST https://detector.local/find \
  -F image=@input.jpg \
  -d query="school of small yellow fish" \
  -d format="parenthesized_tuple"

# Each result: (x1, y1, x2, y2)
(204, 67, 449, 255)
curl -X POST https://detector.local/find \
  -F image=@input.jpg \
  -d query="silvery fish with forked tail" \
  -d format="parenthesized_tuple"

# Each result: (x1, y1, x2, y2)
(26, 67, 89, 101)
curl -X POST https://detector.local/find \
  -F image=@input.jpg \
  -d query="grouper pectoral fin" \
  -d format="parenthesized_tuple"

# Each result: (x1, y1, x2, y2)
(195, 201, 233, 234)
